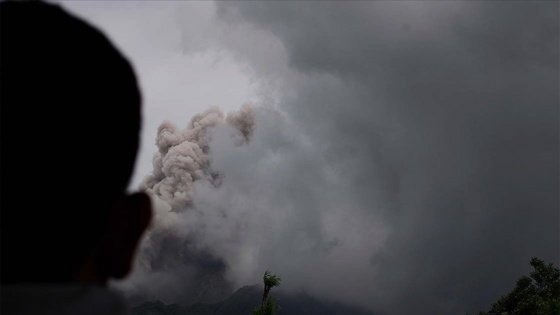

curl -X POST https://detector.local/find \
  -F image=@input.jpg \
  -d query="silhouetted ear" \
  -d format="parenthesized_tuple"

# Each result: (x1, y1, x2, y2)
(98, 192, 152, 280)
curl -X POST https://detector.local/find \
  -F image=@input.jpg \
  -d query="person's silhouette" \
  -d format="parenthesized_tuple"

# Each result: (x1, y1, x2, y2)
(1, 1, 152, 314)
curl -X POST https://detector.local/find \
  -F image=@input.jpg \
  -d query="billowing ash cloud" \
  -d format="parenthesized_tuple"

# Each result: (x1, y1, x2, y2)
(121, 100, 389, 308)
(117, 1, 558, 315)
(142, 103, 254, 208)
(118, 105, 255, 305)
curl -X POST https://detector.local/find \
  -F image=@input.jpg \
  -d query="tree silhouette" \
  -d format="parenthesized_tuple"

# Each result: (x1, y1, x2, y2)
(477, 257, 559, 315)
(253, 270, 282, 315)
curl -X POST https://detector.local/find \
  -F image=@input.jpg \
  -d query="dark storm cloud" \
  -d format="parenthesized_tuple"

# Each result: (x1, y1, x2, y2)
(212, 1, 559, 314)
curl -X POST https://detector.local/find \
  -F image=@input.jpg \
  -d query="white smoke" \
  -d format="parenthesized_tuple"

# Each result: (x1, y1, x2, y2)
(117, 104, 257, 305)
(118, 101, 388, 310)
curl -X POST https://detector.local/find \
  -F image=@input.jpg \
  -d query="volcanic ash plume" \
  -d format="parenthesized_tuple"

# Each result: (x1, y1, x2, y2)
(141, 103, 254, 208)
(124, 104, 254, 305)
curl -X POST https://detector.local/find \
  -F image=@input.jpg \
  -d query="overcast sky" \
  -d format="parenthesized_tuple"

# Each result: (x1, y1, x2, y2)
(60, 0, 262, 187)
(61, 2, 558, 314)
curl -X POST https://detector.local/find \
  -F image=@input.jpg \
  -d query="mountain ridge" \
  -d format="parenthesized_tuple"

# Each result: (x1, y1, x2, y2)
(131, 284, 375, 315)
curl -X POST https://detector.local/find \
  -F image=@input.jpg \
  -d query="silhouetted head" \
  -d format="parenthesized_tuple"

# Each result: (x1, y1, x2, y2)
(0, 1, 152, 284)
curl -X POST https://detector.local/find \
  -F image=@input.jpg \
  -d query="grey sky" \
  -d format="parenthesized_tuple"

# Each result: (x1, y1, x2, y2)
(61, 1, 260, 187)
(61, 1, 558, 314)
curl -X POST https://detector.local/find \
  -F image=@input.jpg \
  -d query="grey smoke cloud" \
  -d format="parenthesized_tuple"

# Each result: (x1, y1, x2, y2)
(122, 100, 389, 307)
(119, 105, 256, 305)
(204, 1, 559, 314)
(62, 1, 559, 314)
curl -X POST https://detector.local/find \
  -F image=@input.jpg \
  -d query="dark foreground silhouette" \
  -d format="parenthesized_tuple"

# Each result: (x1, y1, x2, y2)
(1, 1, 151, 314)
